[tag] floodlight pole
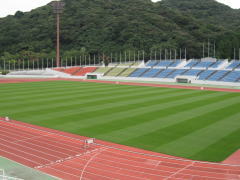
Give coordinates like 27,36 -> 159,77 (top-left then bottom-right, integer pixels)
50,0 -> 65,67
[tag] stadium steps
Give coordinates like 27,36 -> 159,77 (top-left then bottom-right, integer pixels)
209,61 -> 216,67
53,68 -> 65,72
105,68 -> 126,76
181,69 -> 190,75
72,67 -> 83,75
191,61 -> 200,68
149,61 -> 159,67
139,68 -> 151,77
234,63 -> 240,70
119,68 -> 136,77
218,70 -> 232,81
105,67 -> 114,75
116,68 -> 128,76
93,67 -> 112,74
205,70 -> 217,80
73,67 -> 97,76
165,69 -> 177,78
163,69 -> 175,78
152,69 -> 165,77
196,70 -> 204,76
167,61 -> 175,68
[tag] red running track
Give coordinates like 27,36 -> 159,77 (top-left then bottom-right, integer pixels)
0,118 -> 240,180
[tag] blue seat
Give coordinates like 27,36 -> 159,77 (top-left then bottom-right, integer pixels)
194,62 -> 213,68
146,60 -> 158,67
156,61 -> 173,67
168,61 -> 181,67
210,61 -> 223,68
183,69 -> 202,76
167,69 -> 186,78
198,70 -> 215,80
155,69 -> 174,78
185,61 -> 198,67
221,71 -> 240,82
208,70 -> 229,81
226,61 -> 240,69
141,69 -> 162,78
130,68 -> 148,77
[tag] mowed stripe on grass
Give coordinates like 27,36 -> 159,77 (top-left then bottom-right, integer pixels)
0,81 -> 240,162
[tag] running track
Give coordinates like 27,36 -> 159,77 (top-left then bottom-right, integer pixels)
0,118 -> 240,180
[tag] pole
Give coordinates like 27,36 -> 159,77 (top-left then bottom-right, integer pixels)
175,49 -> 177,60
208,39 -> 210,57
110,53 -> 113,64
56,13 -> 60,67
129,51 -> 131,62
234,48 -> 236,60
165,49 -> 167,60
134,51 -> 136,62
88,54 -> 91,66
214,42 -> 216,58
185,48 -> 187,59
124,51 -> 126,63
120,52 -> 122,63
203,43 -> 205,58
180,49 -> 182,60
160,49 -> 162,61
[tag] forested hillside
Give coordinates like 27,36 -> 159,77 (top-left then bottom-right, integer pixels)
0,0 -> 240,60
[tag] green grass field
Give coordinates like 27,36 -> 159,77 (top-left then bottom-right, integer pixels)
1,81 -> 240,162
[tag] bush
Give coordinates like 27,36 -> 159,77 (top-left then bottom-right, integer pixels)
1,70 -> 10,75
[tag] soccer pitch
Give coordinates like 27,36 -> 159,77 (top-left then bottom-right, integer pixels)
1,80 -> 240,162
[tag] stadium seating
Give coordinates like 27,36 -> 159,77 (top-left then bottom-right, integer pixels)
194,61 -> 213,68
53,68 -> 64,72
93,67 -> 112,74
49,60 -> 240,84
207,70 -> 230,81
145,60 -> 158,67
129,68 -> 149,77
131,61 -> 142,66
183,69 -> 203,76
117,62 -> 134,67
141,69 -> 162,78
155,60 -> 173,67
185,60 -> 198,68
221,71 -> 240,82
210,61 -> 223,68
118,68 -> 136,77
168,60 -> 181,67
167,69 -> 186,78
63,67 -> 82,75
155,69 -> 174,78
105,68 -> 126,76
226,60 -> 240,69
198,70 -> 216,80
73,67 -> 97,76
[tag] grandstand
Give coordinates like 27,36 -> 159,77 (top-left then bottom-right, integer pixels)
3,59 -> 240,86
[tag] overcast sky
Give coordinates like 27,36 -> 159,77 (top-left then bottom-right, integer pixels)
0,0 -> 240,18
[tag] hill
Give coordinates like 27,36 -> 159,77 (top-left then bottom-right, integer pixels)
0,0 -> 239,60
160,0 -> 240,29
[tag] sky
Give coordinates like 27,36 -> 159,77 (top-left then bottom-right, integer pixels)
0,0 -> 240,18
